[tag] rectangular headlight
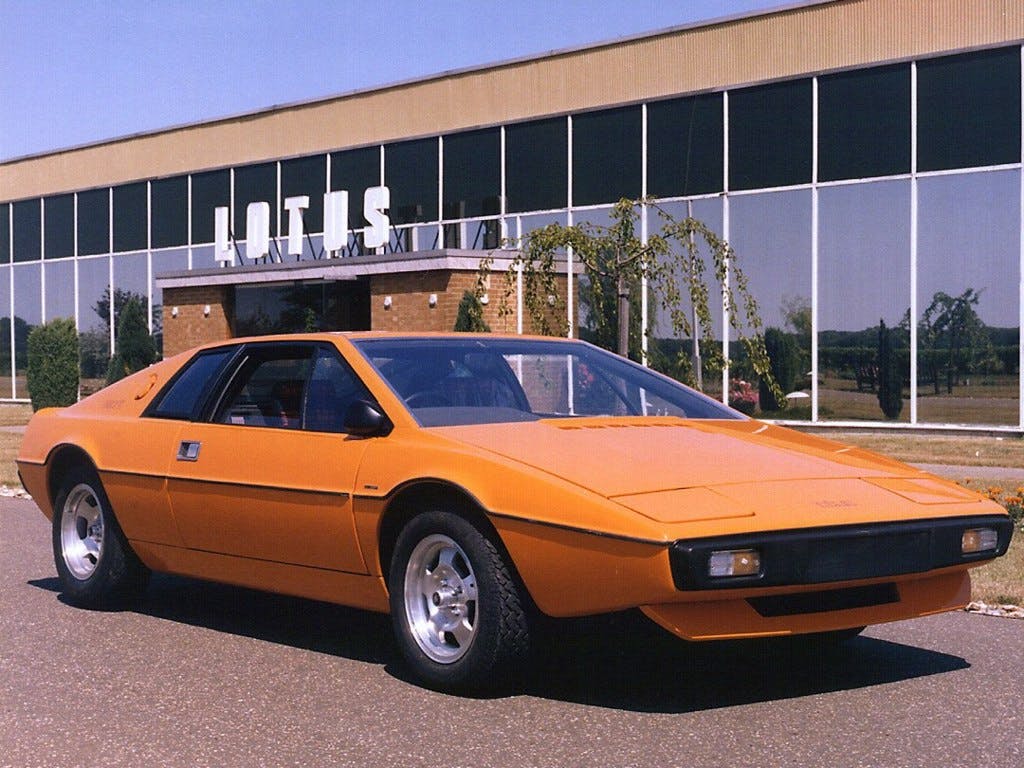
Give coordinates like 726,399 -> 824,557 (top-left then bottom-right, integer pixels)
708,549 -> 761,578
962,527 -> 999,555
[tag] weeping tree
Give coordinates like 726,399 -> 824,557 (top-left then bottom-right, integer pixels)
480,197 -> 781,404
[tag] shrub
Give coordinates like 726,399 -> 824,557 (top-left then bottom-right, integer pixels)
759,327 -> 800,411
26,318 -> 79,410
106,298 -> 157,384
877,318 -> 903,419
453,291 -> 490,332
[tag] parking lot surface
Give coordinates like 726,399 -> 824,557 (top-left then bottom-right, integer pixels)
2,496 -> 1021,768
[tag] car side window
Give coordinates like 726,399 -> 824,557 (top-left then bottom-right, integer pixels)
303,348 -> 374,433
216,351 -> 313,429
148,347 -> 236,420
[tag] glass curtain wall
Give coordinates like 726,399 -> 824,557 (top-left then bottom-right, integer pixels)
0,45 -> 1020,426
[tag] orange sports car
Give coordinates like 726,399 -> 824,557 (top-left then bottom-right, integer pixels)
17,333 -> 1014,691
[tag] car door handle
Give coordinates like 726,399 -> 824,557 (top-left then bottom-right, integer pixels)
177,441 -> 201,462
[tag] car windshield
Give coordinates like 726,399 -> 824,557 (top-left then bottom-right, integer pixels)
352,337 -> 741,427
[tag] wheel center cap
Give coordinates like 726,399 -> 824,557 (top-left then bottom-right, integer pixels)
431,585 -> 459,608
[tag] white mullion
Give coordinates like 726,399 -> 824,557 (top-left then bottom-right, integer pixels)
721,91 -> 730,403
8,205 -> 14,399
108,188 -> 114,355
186,174 -> 193,270
811,77 -> 819,421
566,116 -> 574,339
641,102 -> 649,366
276,161 -> 282,261
73,194 -> 79,333
910,61 -> 919,424
146,181 -> 153,332
500,125 -> 509,247
437,136 -> 444,250
40,198 -> 46,323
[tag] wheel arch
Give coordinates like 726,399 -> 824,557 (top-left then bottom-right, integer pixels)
46,443 -> 100,508
377,479 -> 528,599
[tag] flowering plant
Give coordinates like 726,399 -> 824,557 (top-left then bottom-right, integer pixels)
980,485 -> 1024,529
729,380 -> 759,415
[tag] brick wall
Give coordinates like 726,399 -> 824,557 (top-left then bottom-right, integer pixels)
370,270 -> 571,335
162,285 -> 233,356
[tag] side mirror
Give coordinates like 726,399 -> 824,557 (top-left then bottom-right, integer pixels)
343,400 -> 391,437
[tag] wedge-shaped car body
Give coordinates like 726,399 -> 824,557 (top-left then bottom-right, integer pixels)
17,333 -> 1014,690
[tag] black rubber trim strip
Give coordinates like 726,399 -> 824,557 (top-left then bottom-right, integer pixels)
101,468 -> 350,499
669,514 -> 1014,591
484,509 -> 667,545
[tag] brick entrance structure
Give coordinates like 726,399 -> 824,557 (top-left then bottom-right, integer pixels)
157,250 -> 573,355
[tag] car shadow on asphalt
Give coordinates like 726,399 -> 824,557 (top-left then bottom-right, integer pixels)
28,576 -> 969,713
29,573 -> 394,666
519,612 -> 970,713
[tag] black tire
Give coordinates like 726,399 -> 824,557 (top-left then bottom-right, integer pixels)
388,511 -> 530,692
51,466 -> 150,607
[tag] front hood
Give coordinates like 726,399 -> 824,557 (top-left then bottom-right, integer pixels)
436,417 -> 923,498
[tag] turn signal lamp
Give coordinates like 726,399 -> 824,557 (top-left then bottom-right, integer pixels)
962,528 -> 999,555
708,549 -> 761,578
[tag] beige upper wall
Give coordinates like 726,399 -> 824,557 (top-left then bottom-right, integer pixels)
3,0 -> 1023,201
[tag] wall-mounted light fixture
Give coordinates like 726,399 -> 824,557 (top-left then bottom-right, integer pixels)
547,294 -> 557,306
203,304 -> 211,317
480,294 -> 489,305
428,294 -> 438,308
171,306 -> 178,318
383,295 -> 392,309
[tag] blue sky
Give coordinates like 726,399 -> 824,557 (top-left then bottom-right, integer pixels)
0,0 -> 783,162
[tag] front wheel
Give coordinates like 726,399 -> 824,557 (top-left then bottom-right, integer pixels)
52,467 -> 149,607
388,511 -> 530,692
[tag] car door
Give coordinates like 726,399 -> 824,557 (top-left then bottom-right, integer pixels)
165,342 -> 374,574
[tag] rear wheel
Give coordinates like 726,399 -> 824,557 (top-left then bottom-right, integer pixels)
52,467 -> 149,607
388,511 -> 530,692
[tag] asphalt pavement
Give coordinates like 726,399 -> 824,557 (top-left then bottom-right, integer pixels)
1,495 -> 1021,768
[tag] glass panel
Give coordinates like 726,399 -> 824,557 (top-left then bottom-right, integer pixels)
303,347 -> 374,433
113,182 -> 147,252
281,155 -> 327,234
13,263 -> 41,397
917,170 -> 1019,425
44,259 -> 75,323
44,194 -> 75,259
234,162 -> 277,240
819,180 -> 911,421
151,248 -> 189,356
113,251 -> 151,334
819,64 -> 911,182
649,198 -> 725,397
728,191 -> 813,416
0,266 -> 11,393
443,128 -> 501,219
0,204 -> 9,263
647,93 -> 724,198
918,47 -> 1021,172
729,79 -> 812,191
77,256 -> 111,389
331,146 -> 380,227
151,176 -> 188,249
572,106 -> 642,206
77,188 -> 109,256
506,117 -> 568,214
385,138 -> 438,224
191,169 -> 230,245
13,199 -> 41,262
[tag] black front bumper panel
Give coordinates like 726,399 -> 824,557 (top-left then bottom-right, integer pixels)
669,515 -> 1015,591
